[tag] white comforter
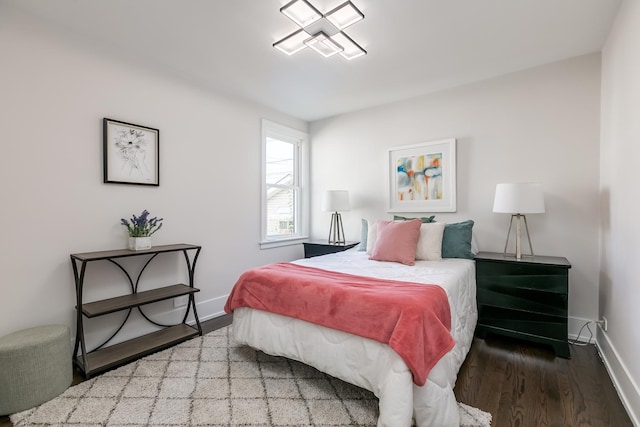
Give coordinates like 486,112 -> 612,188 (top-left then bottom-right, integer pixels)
231,250 -> 477,427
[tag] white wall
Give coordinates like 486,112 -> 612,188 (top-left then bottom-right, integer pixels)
600,0 -> 640,423
310,54 -> 602,338
0,5 -> 307,344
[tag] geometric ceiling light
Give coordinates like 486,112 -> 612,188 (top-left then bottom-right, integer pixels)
280,0 -> 322,28
324,1 -> 364,30
273,29 -> 311,56
330,31 -> 366,60
273,0 -> 367,60
304,31 -> 344,58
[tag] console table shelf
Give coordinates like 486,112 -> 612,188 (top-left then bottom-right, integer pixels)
78,324 -> 200,377
70,243 -> 203,378
81,284 -> 198,318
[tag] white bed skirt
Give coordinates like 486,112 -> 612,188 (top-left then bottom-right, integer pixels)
232,307 -> 462,427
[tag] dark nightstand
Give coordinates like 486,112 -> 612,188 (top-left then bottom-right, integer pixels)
303,241 -> 359,258
474,251 -> 572,358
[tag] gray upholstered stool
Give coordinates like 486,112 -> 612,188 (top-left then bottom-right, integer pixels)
0,325 -> 72,415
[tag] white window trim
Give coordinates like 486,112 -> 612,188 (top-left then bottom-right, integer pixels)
260,119 -> 309,249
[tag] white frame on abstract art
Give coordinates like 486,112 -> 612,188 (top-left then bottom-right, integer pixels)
388,138 -> 456,213
103,118 -> 159,186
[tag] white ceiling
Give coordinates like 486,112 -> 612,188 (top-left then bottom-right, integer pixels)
9,0 -> 621,121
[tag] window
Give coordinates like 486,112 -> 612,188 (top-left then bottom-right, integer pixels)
260,120 -> 309,248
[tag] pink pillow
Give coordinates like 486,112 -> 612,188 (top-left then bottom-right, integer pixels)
370,219 -> 421,265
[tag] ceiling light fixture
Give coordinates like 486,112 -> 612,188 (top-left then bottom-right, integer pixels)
324,1 -> 364,30
330,31 -> 366,60
273,28 -> 311,56
273,0 -> 366,60
304,31 -> 343,57
280,0 -> 322,28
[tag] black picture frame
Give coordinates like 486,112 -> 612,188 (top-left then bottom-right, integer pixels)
103,118 -> 160,186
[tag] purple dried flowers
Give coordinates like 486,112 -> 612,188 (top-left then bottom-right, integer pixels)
121,209 -> 163,237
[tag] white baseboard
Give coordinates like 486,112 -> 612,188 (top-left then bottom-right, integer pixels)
596,329 -> 640,427
187,294 -> 230,323
173,296 -> 230,330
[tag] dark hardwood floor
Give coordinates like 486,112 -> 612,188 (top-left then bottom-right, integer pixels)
1,316 -> 632,427
454,334 -> 633,427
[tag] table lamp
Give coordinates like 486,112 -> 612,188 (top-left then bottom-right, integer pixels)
493,183 -> 545,260
322,190 -> 350,244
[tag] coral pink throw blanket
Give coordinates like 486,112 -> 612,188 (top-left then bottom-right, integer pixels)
224,262 -> 454,386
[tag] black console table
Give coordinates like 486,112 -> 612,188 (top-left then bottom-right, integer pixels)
70,243 -> 203,377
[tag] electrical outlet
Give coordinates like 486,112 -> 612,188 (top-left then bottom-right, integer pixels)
173,295 -> 189,308
596,316 -> 608,332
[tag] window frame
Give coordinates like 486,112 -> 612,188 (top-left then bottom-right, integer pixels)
260,119 -> 309,249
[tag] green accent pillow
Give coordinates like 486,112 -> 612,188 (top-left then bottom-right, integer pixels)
442,220 -> 475,259
393,215 -> 436,223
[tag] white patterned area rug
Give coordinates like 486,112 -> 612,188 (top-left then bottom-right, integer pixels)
11,326 -> 491,427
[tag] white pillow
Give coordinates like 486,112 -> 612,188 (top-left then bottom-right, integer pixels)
471,231 -> 479,255
366,219 -> 378,254
415,222 -> 446,261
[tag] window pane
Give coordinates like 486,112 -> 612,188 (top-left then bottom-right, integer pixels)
266,187 -> 296,236
261,119 -> 308,247
266,138 -> 294,186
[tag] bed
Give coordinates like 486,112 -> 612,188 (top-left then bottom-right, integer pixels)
225,244 -> 477,427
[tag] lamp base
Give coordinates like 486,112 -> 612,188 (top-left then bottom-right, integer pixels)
327,212 -> 345,245
503,214 -> 535,260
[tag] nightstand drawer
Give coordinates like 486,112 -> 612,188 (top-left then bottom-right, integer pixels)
477,287 -> 567,316
478,306 -> 568,340
477,273 -> 567,293
476,260 -> 569,275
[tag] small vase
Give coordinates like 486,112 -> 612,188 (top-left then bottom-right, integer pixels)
128,236 -> 152,251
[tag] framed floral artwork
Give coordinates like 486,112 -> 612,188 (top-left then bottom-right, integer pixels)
388,138 -> 456,212
103,118 -> 159,186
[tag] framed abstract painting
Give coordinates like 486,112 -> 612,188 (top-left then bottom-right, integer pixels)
388,138 -> 456,212
103,118 -> 160,186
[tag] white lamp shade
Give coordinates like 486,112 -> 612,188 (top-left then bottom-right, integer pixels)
493,183 -> 545,214
322,190 -> 350,212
